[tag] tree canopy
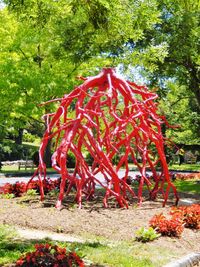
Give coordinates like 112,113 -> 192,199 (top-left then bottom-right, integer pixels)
0,0 -> 199,148
120,0 -> 200,144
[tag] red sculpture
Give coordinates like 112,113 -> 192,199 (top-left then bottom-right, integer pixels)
28,68 -> 179,209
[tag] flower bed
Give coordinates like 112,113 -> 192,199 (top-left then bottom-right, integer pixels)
170,204 -> 200,230
149,213 -> 184,237
149,204 -> 200,237
0,178 -> 61,197
15,243 -> 84,267
174,172 -> 200,181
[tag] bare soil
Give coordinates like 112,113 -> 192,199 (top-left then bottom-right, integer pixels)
0,190 -> 199,259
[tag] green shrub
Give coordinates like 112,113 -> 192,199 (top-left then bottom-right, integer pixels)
67,152 -> 76,168
23,132 -> 35,142
85,153 -> 94,166
0,141 -> 38,161
26,189 -> 38,196
112,154 -> 120,165
48,189 -> 59,197
135,227 -> 161,242
0,193 -> 15,199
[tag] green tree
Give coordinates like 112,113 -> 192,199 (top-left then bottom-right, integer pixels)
160,81 -> 200,144
121,0 -> 200,143
0,0 -> 162,161
0,0 -> 162,124
124,0 -> 200,105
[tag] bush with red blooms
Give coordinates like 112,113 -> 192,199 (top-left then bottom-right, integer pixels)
28,178 -> 58,194
0,178 -> 61,197
174,172 -> 200,181
0,181 -> 26,197
170,204 -> 200,230
15,243 -> 85,267
149,213 -> 184,237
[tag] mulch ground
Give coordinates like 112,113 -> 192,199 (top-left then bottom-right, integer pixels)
0,190 -> 199,259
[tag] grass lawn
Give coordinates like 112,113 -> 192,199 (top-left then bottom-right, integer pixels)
169,163 -> 200,172
1,163 -> 199,176
0,224 -> 179,267
1,165 -> 36,174
174,180 -> 200,194
0,225 -> 35,265
0,165 -> 56,175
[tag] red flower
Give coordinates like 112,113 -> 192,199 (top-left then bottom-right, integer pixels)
57,254 -> 66,260
149,213 -> 184,237
171,204 -> 200,229
16,258 -> 24,266
15,243 -> 85,266
56,247 -> 66,254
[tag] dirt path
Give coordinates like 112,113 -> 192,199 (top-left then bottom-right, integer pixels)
14,226 -> 85,243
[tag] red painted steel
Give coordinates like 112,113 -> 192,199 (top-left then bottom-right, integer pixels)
28,68 -> 179,209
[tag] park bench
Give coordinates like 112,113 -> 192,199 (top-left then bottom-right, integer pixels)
18,160 -> 35,170
185,156 -> 197,164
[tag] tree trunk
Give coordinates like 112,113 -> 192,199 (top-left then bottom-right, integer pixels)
15,128 -> 23,145
188,62 -> 200,111
192,85 -> 200,111
43,107 -> 52,168
44,138 -> 52,168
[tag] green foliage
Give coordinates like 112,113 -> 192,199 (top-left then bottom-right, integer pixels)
112,154 -> 120,165
135,227 -> 161,243
159,81 -> 200,144
26,189 -> 38,197
23,132 -> 35,143
85,153 -> 94,166
0,140 -> 37,161
0,225 -> 34,266
47,188 -> 59,197
0,0 -> 161,132
18,189 -> 39,203
0,193 -> 15,199
0,143 -> 12,157
67,152 -> 76,168
0,0 -> 199,150
122,0 -> 200,143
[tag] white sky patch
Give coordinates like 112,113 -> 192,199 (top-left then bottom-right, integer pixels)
0,1 -> 5,9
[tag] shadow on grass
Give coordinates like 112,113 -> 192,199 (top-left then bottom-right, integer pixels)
174,180 -> 200,195
0,224 -> 107,267
0,237 -> 35,266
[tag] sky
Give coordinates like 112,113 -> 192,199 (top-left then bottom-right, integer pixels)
0,1 -> 5,9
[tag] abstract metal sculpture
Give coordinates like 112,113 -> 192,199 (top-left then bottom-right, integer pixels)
28,68 -> 179,209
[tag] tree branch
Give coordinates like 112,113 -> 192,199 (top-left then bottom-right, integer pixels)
18,47 -> 29,61
171,96 -> 196,107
